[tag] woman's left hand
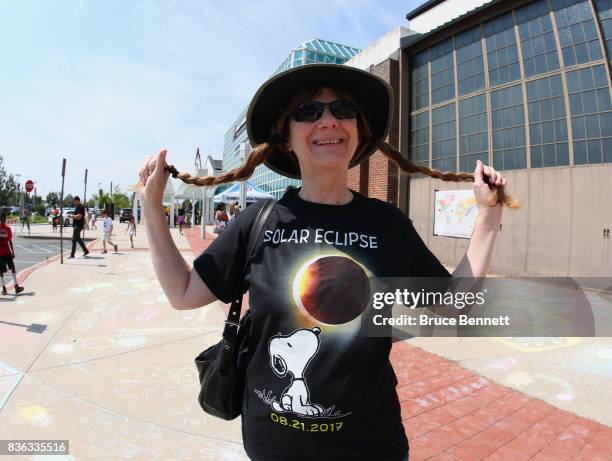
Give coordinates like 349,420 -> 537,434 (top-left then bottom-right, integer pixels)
473,160 -> 507,207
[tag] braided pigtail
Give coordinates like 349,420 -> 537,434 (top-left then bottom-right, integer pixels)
165,142 -> 273,187
376,141 -> 522,210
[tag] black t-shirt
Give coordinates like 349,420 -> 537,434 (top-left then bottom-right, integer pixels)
73,204 -> 85,228
194,189 -> 450,461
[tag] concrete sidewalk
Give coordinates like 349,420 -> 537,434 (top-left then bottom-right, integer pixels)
0,225 -> 247,460
0,224 -> 610,460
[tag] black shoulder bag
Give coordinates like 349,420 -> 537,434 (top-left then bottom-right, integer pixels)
194,198 -> 277,420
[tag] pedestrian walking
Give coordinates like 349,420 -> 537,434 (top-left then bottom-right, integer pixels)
213,203 -> 228,233
100,210 -> 118,254
0,213 -> 24,295
90,210 -> 97,230
20,208 -> 30,235
51,206 -> 60,233
177,208 -> 186,235
68,196 -> 89,259
138,64 -> 518,461
126,215 -> 136,248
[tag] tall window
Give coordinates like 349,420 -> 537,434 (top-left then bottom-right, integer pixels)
411,51 -> 429,111
455,26 -> 485,95
491,84 -> 527,170
485,12 -> 521,87
432,103 -> 456,172
516,0 -> 560,77
459,94 -> 489,171
430,39 -> 455,105
566,64 -> 612,163
526,74 -> 569,167
552,0 -> 603,66
594,0 -> 612,56
410,111 -> 430,168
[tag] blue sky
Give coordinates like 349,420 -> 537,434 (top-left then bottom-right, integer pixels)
0,0 -> 420,198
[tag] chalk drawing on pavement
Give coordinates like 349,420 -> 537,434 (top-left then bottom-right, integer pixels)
495,337 -> 581,352
20,404 -> 54,427
82,336 -> 115,350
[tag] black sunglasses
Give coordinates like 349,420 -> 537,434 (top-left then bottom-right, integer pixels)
291,99 -> 358,123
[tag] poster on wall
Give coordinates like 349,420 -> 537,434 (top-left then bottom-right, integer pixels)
433,189 -> 478,239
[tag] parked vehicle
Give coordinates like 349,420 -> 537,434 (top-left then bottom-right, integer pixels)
119,208 -> 133,223
61,207 -> 75,227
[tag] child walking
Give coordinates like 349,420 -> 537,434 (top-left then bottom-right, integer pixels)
126,216 -> 136,248
0,213 -> 24,295
100,210 -> 118,254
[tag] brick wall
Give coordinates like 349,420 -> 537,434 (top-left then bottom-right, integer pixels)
349,58 -> 401,206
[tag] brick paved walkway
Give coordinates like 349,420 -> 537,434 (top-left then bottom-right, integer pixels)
185,226 -> 612,460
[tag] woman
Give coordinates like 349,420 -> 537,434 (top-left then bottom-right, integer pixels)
125,215 -> 136,248
214,203 -> 229,233
139,64 -> 517,461
90,210 -> 97,230
51,207 -> 60,232
177,208 -> 186,235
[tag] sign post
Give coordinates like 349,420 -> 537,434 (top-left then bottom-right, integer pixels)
83,169 -> 88,238
60,159 -> 66,264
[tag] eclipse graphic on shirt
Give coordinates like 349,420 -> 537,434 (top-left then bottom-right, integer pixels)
293,255 -> 370,325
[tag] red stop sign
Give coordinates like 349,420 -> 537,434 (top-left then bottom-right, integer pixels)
25,180 -> 34,193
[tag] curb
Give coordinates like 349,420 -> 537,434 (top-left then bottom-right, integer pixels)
17,234 -> 96,242
5,238 -> 100,292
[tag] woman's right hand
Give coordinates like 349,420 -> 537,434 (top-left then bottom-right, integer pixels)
138,149 -> 170,205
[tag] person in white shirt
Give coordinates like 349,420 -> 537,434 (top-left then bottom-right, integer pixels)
100,210 -> 118,254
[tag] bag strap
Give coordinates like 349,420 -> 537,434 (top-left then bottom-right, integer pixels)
222,198 -> 277,340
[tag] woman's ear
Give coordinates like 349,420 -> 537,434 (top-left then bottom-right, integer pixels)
285,142 -> 292,152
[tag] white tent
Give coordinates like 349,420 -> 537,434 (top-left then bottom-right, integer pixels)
214,182 -> 274,203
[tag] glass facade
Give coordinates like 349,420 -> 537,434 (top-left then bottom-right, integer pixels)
553,0 -> 603,66
455,26 -> 485,95
566,64 -> 612,163
516,0 -> 560,77
485,12 -> 521,86
223,39 -> 360,200
526,74 -> 569,167
408,0 -> 612,172
459,94 -> 489,171
273,39 -> 361,75
491,84 -> 527,170
595,0 -> 612,51
431,103 -> 456,171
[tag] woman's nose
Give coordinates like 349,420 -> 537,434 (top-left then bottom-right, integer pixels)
316,107 -> 339,128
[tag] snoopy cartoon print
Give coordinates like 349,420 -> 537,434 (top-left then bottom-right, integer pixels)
268,327 -> 326,417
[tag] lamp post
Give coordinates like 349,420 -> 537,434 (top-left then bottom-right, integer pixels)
239,142 -> 249,210
15,173 -> 21,210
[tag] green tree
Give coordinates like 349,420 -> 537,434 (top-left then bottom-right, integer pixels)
110,185 -> 130,209
0,155 -> 17,206
90,192 -> 110,208
63,194 -> 74,207
113,193 -> 130,209
46,192 -> 59,206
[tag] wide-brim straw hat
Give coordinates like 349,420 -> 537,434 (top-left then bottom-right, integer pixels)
246,64 -> 393,179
